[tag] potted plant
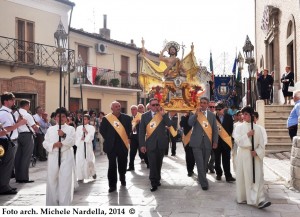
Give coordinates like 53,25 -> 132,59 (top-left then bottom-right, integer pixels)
95,75 -> 101,84
110,78 -> 120,87
100,79 -> 107,85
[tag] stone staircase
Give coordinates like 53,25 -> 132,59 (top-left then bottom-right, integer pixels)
265,105 -> 293,153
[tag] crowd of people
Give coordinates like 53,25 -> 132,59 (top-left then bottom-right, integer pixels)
0,92 -> 272,209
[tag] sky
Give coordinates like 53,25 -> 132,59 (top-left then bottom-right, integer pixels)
70,0 -> 255,75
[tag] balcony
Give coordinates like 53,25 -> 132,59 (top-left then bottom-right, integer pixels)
0,35 -> 75,72
73,67 -> 140,90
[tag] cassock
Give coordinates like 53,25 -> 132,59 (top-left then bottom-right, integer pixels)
43,124 -> 75,206
233,122 -> 266,206
75,124 -> 96,180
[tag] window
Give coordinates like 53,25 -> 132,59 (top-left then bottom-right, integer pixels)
78,45 -> 89,65
120,55 -> 129,86
16,18 -> 34,63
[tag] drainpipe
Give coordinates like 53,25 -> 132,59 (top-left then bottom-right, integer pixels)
136,50 -> 141,104
67,5 -> 74,110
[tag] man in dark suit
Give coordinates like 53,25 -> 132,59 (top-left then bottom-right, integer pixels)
180,112 -> 195,177
100,101 -> 132,193
139,98 -> 171,192
127,105 -> 142,171
188,97 -> 218,190
214,103 -> 235,182
166,112 -> 178,156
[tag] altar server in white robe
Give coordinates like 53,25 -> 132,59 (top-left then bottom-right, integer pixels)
43,107 -> 76,206
75,114 -> 96,181
232,106 -> 271,209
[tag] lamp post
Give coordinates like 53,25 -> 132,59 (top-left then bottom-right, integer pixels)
54,20 -> 68,167
242,35 -> 255,183
76,54 -> 86,158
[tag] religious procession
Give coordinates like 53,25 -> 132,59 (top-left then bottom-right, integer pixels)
0,39 -> 272,210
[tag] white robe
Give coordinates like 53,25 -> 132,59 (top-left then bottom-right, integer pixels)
75,124 -> 96,180
232,122 -> 266,206
43,124 -> 76,206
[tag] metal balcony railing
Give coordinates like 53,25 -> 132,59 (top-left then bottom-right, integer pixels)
0,35 -> 75,72
73,67 -> 140,89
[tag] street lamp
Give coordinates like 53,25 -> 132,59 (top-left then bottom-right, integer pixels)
54,20 -> 68,167
243,35 -> 255,107
242,35 -> 255,183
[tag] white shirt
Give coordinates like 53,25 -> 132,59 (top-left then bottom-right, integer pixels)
14,108 -> 35,133
0,105 -> 18,140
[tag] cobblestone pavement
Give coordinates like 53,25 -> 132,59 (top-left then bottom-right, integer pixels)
1,145 -> 300,217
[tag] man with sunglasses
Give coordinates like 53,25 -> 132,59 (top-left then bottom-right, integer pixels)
139,98 -> 172,192
207,101 -> 216,173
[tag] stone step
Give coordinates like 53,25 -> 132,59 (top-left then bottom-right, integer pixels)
266,142 -> 292,153
266,129 -> 289,136
268,136 -> 291,143
265,112 -> 290,118
265,123 -> 286,129
265,105 -> 293,111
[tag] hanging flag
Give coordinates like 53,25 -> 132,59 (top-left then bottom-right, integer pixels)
232,57 -> 237,77
86,66 -> 97,85
210,52 -> 214,81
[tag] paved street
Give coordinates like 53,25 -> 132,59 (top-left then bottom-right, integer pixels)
1,143 -> 300,217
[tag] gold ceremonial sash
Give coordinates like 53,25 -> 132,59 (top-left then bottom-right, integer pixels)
216,120 -> 232,149
146,113 -> 163,140
132,112 -> 142,130
169,126 -> 177,137
182,129 -> 192,146
105,113 -> 129,150
197,112 -> 212,143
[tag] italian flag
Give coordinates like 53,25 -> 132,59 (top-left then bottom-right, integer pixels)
87,66 -> 97,85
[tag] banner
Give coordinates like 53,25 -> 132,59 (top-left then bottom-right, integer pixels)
214,76 -> 234,104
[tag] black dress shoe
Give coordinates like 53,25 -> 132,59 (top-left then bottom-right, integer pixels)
216,175 -> 221,181
0,189 -> 17,195
150,186 -> 157,192
108,187 -> 116,193
188,171 -> 194,177
226,177 -> 236,183
202,186 -> 208,191
209,169 -> 215,174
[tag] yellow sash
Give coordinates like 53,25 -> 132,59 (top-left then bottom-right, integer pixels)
216,120 -> 232,149
146,113 -> 163,140
169,126 -> 177,137
132,112 -> 142,131
182,129 -> 192,146
105,113 -> 129,150
197,112 -> 212,143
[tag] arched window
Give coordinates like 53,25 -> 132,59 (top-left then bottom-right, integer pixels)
287,21 -> 293,38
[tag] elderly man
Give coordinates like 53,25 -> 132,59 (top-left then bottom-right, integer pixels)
100,101 -> 132,193
188,97 -> 218,190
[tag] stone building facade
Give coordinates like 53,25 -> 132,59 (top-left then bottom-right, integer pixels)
255,0 -> 300,104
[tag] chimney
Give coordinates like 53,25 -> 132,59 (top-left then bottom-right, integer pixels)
100,14 -> 110,39
130,39 -> 136,47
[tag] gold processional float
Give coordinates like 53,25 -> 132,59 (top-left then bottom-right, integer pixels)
139,39 -> 205,112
